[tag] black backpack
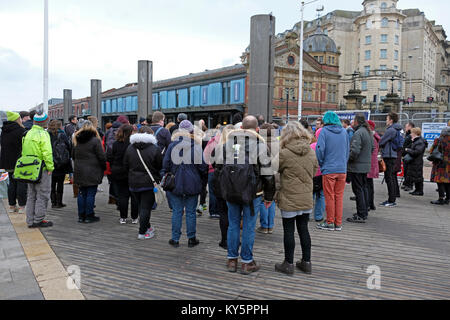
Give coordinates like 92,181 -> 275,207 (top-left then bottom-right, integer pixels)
218,139 -> 259,213
52,133 -> 70,169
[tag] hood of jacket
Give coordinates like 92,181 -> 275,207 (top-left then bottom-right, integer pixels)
391,123 -> 403,131
1,121 -> 22,134
75,130 -> 97,144
285,137 -> 311,157
130,133 -> 157,150
324,124 -> 345,135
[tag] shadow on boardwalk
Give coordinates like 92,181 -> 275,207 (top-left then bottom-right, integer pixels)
41,178 -> 450,300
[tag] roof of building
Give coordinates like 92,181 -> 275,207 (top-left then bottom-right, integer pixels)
303,27 -> 338,54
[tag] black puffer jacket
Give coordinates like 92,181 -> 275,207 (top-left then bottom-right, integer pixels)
72,130 -> 106,187
49,129 -> 73,177
107,140 -> 130,182
124,133 -> 163,190
405,136 -> 428,183
0,121 -> 26,171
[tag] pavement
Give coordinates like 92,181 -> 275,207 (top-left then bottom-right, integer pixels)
0,201 -> 43,300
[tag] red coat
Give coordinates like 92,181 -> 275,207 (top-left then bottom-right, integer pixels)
367,132 -> 381,179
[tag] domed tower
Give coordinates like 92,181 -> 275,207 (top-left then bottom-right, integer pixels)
303,24 -> 339,67
354,0 -> 406,103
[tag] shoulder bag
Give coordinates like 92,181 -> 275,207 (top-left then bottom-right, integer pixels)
136,149 -> 165,205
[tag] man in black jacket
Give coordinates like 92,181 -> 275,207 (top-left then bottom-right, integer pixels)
402,121 -> 415,191
215,115 -> 276,275
149,111 -> 171,155
64,115 -> 78,138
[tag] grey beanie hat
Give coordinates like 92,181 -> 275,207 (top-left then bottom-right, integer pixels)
179,120 -> 194,133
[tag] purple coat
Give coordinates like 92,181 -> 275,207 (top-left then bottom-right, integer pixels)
367,132 -> 381,179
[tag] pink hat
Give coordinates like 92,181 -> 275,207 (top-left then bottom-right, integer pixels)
116,115 -> 129,124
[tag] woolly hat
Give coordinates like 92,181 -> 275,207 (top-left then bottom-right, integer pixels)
7,111 -> 20,122
322,111 -> 342,126
179,120 -> 194,133
367,120 -> 376,131
116,115 -> 129,124
33,112 -> 49,123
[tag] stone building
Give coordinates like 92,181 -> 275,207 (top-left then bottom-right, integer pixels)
280,0 -> 450,109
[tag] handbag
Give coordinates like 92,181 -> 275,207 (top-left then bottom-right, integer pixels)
378,158 -> 386,173
136,149 -> 165,205
161,172 -> 176,192
13,155 -> 44,183
403,154 -> 414,164
427,145 -> 443,163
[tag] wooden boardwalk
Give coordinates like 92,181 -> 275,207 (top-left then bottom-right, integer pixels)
40,178 -> 450,300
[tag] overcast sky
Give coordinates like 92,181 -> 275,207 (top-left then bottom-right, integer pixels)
1,0 -> 449,111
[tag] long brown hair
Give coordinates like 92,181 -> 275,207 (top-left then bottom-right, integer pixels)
48,120 -> 62,136
116,124 -> 134,142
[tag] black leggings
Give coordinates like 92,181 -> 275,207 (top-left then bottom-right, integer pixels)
216,197 -> 228,243
115,180 -> 138,220
132,190 -> 155,235
437,183 -> 450,200
282,214 -> 311,264
51,175 -> 65,194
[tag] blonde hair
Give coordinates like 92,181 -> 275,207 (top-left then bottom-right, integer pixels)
410,127 -> 422,136
220,125 -> 235,144
280,121 -> 312,149
87,116 -> 98,129
165,122 -> 176,131
73,120 -> 100,146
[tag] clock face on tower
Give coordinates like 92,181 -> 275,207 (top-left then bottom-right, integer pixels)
288,55 -> 295,66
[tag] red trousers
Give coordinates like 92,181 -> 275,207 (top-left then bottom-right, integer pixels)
322,174 -> 347,226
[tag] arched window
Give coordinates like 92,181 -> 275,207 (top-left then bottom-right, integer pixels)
381,2 -> 387,9
381,18 -> 389,27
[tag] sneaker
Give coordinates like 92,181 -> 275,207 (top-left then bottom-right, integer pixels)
350,196 -> 356,201
132,219 -> 139,224
267,228 -> 274,234
369,206 -> 376,211
8,206 -> 17,214
209,214 -> 220,219
196,205 -> 203,216
119,218 -> 127,224
85,216 -> 100,223
346,215 -> 366,223
431,199 -> 446,205
409,191 -> 424,196
241,260 -> 260,275
256,227 -> 269,234
335,225 -> 343,231
147,227 -> 155,237
296,260 -> 312,274
169,239 -> 180,248
138,232 -> 154,240
202,204 -> 208,212
227,259 -> 238,273
33,220 -> 54,228
188,237 -> 200,248
275,260 -> 294,276
403,187 -> 413,192
17,207 -> 26,215
379,201 -> 397,207
316,221 -> 335,231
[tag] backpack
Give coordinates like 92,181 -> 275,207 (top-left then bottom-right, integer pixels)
218,140 -> 259,214
391,130 -> 405,152
52,133 -> 70,169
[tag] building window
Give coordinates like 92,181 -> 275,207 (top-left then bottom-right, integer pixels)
398,81 -> 402,91
381,2 -> 387,9
287,55 -> 295,66
327,84 -> 337,103
319,56 -> 324,64
381,34 -> 388,43
380,80 -> 388,90
323,29 -> 328,35
381,18 -> 389,27
394,65 -> 398,71
332,57 -> 335,64
396,19 -> 400,29
394,50 -> 399,60
395,35 -> 399,44
380,49 -> 387,59
303,82 -> 313,101
364,66 -> 371,76
366,20 -> 372,29
361,81 -> 368,91
380,65 -> 387,70
365,50 -> 371,60
365,35 -> 372,45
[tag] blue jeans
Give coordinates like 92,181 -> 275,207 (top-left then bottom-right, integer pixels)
171,194 -> 198,242
259,201 -> 275,229
313,190 -> 325,221
77,186 -> 98,218
208,172 -> 217,216
227,197 -> 261,263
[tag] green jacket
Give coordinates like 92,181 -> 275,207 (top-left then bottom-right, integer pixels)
22,125 -> 54,172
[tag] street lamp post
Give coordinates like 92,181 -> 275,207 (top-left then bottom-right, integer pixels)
281,88 -> 295,124
42,0 -> 49,115
298,0 -> 318,121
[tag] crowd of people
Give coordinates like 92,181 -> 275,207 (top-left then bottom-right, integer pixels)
0,108 -> 449,276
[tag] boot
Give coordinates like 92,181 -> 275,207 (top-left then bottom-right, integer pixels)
241,260 -> 260,275
108,196 -> 116,205
296,260 -> 312,274
275,260 -> 294,275
51,191 -> 57,208
54,193 -> 66,208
